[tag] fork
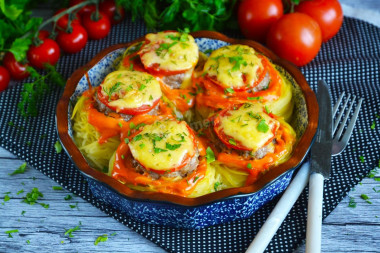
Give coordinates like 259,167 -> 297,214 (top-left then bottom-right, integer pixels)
246,91 -> 363,253
331,92 -> 363,156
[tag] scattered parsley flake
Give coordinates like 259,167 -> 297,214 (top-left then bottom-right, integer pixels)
26,240 -> 30,244
214,182 -> 221,191
228,139 -> 236,145
21,211 -> 26,216
5,229 -> 19,238
4,195 -> 10,202
370,121 -> 376,129
54,141 -> 62,154
118,122 -> 123,128
121,154 -> 125,159
64,222 -> 81,238
247,163 -> 252,169
69,202 -> 79,209
110,232 -> 117,236
367,168 -> 378,178
154,147 -> 167,153
39,203 -> 49,209
225,88 -> 235,94
124,138 -> 129,144
130,122 -> 136,129
360,194 -> 372,204
359,155 -> 365,163
23,187 -> 43,205
64,194 -> 72,201
9,163 -> 27,175
348,197 -> 357,208
17,189 -> 24,195
139,84 -> 146,91
133,134 -> 142,142
206,147 -> 215,164
52,186 -> 63,190
247,96 -> 261,100
94,234 -> 108,245
257,119 -> 269,133
166,143 -> 181,150
193,176 -> 199,183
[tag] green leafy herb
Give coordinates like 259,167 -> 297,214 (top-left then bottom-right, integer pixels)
9,163 -> 27,175
129,122 -> 136,129
23,187 -> 43,205
206,147 -> 215,164
214,182 -> 221,191
360,194 -> 372,204
39,203 -> 49,209
4,194 -> 10,202
166,142 -> 181,150
53,186 -> 63,190
154,147 -> 167,153
111,232 -> 117,236
229,56 -> 247,71
5,229 -> 19,238
94,234 -> 108,245
103,82 -> 122,101
55,141 -> 62,154
224,88 -> 235,94
21,211 -> 26,216
64,222 -> 82,238
348,197 -> 357,208
17,189 -> 24,195
133,134 -> 142,142
370,121 -> 376,129
247,96 -> 261,100
26,240 -> 30,244
247,163 -> 252,169
359,155 -> 365,163
69,202 -> 79,209
124,138 -> 129,144
228,139 -> 236,146
64,194 -> 72,201
139,83 -> 146,91
257,119 -> 269,133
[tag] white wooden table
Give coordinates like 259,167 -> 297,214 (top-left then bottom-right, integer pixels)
1,1 -> 379,252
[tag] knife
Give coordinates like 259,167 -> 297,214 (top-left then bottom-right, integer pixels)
305,80 -> 333,253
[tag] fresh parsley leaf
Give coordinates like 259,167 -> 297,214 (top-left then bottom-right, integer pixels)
52,186 -> 63,190
4,195 -> 10,202
348,197 -> 357,208
55,141 -> 62,154
359,155 -> 365,163
214,182 -> 221,191
23,187 -> 43,205
247,163 -> 252,169
9,162 -> 27,175
166,143 -> 181,150
370,121 -> 376,129
64,194 -> 72,201
360,194 -> 372,204
225,88 -> 235,94
228,139 -> 236,145
64,222 -> 81,238
94,234 -> 108,245
39,203 -> 49,209
257,119 -> 269,133
5,229 -> 19,238
154,147 -> 167,153
206,147 -> 215,164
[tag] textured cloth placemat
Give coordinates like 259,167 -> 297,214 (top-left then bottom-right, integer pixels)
0,17 -> 379,253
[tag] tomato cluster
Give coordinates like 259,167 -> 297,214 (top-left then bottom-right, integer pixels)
238,0 -> 343,66
0,0 -> 125,92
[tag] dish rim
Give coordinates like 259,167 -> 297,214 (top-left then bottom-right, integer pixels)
56,31 -> 318,207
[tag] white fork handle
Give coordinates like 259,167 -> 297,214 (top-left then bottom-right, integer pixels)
245,162 -> 310,253
305,173 -> 325,253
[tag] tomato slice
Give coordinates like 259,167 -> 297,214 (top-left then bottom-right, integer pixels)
96,86 -> 160,115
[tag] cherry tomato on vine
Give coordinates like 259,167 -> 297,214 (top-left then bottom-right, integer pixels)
55,8 -> 81,30
238,0 -> 283,43
0,66 -> 10,92
99,0 -> 125,25
266,13 -> 322,66
27,38 -> 61,69
82,11 -> 111,40
69,0 -> 96,16
295,0 -> 343,42
3,52 -> 30,80
56,24 -> 88,54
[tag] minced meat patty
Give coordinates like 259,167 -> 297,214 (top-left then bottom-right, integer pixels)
207,127 -> 275,160
95,94 -> 160,121
132,148 -> 200,180
162,73 -> 185,89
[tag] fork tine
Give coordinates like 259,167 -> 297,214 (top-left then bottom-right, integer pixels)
334,95 -> 356,140
339,98 -> 363,145
333,94 -> 351,134
333,92 -> 345,117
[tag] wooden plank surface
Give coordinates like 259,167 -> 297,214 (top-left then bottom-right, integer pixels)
1,1 -> 380,252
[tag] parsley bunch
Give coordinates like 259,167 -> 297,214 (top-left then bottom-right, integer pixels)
116,0 -> 238,31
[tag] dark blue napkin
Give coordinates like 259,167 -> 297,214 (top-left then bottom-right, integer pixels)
0,17 -> 379,253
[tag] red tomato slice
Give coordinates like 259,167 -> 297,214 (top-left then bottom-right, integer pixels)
96,85 -> 160,115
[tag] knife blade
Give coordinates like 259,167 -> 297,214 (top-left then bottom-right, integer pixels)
310,80 -> 333,178
305,80 -> 333,253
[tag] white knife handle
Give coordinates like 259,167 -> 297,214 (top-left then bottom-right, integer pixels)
245,162 -> 310,253
305,173 -> 325,253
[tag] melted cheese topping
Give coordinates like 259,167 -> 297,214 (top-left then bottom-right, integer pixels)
204,45 -> 264,89
216,103 -> 278,152
100,70 -> 162,112
139,31 -> 199,72
128,120 -> 196,171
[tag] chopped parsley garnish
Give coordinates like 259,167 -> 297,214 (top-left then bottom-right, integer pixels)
193,176 -> 199,183
52,186 -> 63,190
21,211 -> 26,216
359,155 -> 365,163
224,88 -> 235,94
54,141 -> 62,154
370,121 -> 376,129
229,56 -> 248,72
26,240 -> 30,244
110,232 -> 117,236
134,123 -> 146,130
64,222 -> 82,238
229,139 -> 236,146
121,154 -> 125,159
206,147 -> 215,164
166,143 -> 181,150
214,182 -> 221,191
23,188 -> 43,205
129,122 -> 136,129
5,229 -> 19,238
257,119 -> 269,133
139,143 -> 145,149
203,49 -> 213,54
348,197 -> 357,208
247,163 -> 252,169
149,95 -> 153,101
9,163 -> 27,175
139,84 -> 146,91
247,111 -> 261,120
39,203 -> 49,209
360,194 -> 372,204
17,189 -> 24,195
64,194 -> 72,201
4,194 -> 10,202
367,168 -> 378,178
118,122 -> 123,128
133,134 -> 142,142
94,234 -> 108,245
69,202 -> 79,209
129,63 -> 134,71
154,147 -> 167,153
124,138 -> 129,144
265,105 -> 271,114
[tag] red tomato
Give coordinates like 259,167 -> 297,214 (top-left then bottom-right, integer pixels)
82,11 -> 111,40
238,0 -> 283,43
0,66 -> 10,92
69,0 -> 96,16
56,24 -> 88,54
99,0 -> 125,25
295,0 -> 343,42
96,86 -> 160,115
3,52 -> 29,80
55,8 -> 81,30
27,38 -> 61,69
266,13 -> 322,66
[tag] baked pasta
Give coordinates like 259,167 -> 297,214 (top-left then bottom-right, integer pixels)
72,31 -> 297,197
